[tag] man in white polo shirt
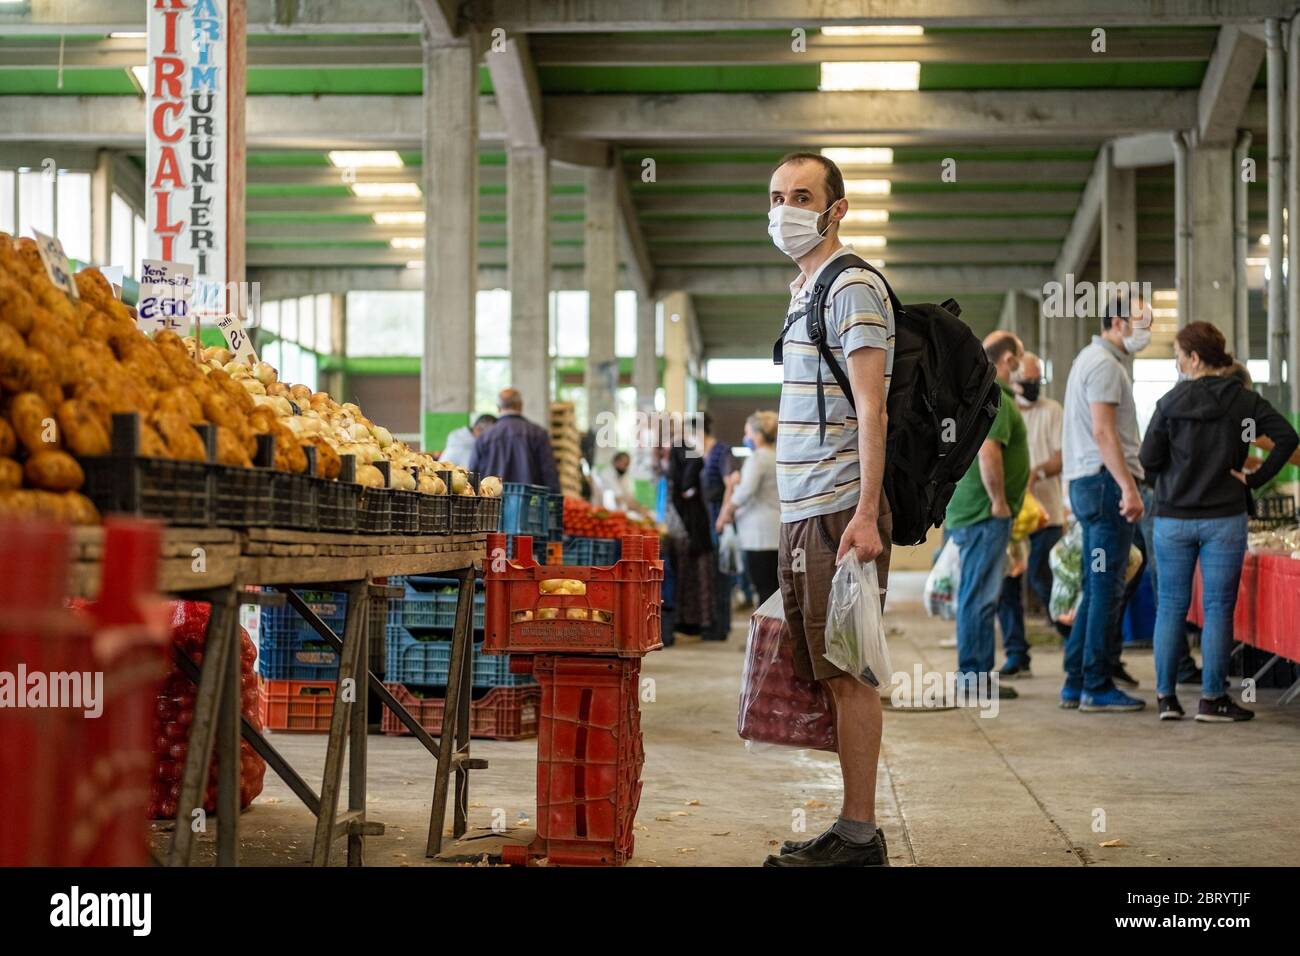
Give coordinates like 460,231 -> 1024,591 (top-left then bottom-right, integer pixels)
765,152 -> 895,868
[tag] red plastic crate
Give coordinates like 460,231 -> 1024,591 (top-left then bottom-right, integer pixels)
380,683 -> 540,740
483,533 -> 663,657
504,656 -> 646,867
257,678 -> 336,732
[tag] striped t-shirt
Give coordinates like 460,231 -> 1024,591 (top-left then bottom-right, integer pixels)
776,246 -> 895,523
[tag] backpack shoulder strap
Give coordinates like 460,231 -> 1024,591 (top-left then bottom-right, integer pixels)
805,253 -> 878,441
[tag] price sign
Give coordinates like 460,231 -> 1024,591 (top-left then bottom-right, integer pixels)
136,259 -> 195,335
32,230 -> 79,300
217,312 -> 258,364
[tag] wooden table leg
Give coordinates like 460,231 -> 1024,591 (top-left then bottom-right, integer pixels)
426,564 -> 474,858
215,591 -> 242,866
312,580 -> 368,866
453,568 -> 474,840
169,591 -> 238,866
348,584 -> 372,866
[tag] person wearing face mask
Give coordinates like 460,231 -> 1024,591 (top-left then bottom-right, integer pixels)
1140,322 -> 1298,722
995,351 -> 1065,678
1058,299 -> 1150,713
766,152 -> 895,868
594,450 -> 640,513
945,332 -> 1029,700
716,411 -> 781,605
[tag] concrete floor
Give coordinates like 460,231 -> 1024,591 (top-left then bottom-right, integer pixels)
173,573 -> 1300,867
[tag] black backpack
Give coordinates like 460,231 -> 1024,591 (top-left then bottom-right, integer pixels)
773,254 -> 1001,546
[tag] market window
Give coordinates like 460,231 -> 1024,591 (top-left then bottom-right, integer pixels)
297,295 -> 315,352
550,291 -> 589,358
110,193 -> 134,273
56,171 -> 91,263
1,170 -> 15,234
477,289 -> 511,356
17,168 -> 54,238
345,290 -> 422,357
615,290 -> 636,357
314,294 -> 332,354
132,212 -> 146,278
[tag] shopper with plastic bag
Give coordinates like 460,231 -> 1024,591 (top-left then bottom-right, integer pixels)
944,331 -> 1029,701
758,152 -> 896,868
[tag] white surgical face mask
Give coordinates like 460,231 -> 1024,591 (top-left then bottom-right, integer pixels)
1122,326 -> 1151,354
768,202 -> 834,259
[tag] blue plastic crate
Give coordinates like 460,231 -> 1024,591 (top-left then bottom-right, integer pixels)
545,492 -> 565,541
384,625 -> 534,688
561,536 -> 621,567
499,482 -> 549,536
259,590 -> 347,646
257,636 -> 340,680
400,588 -> 485,631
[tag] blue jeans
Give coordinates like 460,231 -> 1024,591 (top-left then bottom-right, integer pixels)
998,572 -> 1028,667
950,516 -> 1013,678
1152,515 -> 1247,699
1065,471 -> 1136,693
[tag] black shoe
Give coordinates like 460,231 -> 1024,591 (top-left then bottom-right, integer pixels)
1157,695 -> 1184,721
1112,664 -> 1139,689
1196,696 -> 1254,723
766,828 -> 889,867
1176,666 -> 1203,686
780,827 -> 886,856
998,660 -> 1033,679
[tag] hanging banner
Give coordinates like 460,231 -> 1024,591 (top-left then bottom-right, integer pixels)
145,0 -> 246,322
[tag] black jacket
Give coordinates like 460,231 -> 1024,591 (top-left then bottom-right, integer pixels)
1139,376 -> 1299,519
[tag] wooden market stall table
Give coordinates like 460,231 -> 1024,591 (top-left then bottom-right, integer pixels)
1188,549 -> 1300,704
70,525 -> 489,867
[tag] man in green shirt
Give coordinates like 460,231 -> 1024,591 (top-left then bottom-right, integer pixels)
945,331 -> 1029,699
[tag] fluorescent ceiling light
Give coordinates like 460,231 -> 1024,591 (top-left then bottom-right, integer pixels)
822,147 -> 894,166
820,61 -> 920,91
1260,233 -> 1271,246
405,260 -> 424,270
109,31 -> 147,39
128,65 -> 147,93
844,179 -> 892,196
350,181 -> 422,199
821,25 -> 924,36
843,209 -> 889,225
328,150 -> 404,169
373,211 -> 426,226
842,234 -> 887,249
390,237 -> 424,250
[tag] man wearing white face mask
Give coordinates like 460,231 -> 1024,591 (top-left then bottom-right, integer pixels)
1059,297 -> 1150,713
766,152 -> 895,868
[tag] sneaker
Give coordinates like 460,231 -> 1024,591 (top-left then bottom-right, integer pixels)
1112,664 -> 1139,689
938,635 -> 958,649
766,828 -> 889,867
1195,696 -> 1255,723
998,660 -> 1033,679
1059,685 -> 1082,709
1176,665 -> 1202,686
1079,687 -> 1146,712
1157,696 -> 1185,720
781,827 -> 886,857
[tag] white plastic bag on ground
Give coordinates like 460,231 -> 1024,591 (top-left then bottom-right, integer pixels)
825,552 -> 891,688
924,537 -> 960,620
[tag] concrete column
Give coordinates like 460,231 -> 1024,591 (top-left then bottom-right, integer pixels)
634,292 -> 657,410
659,290 -> 691,416
326,292 -> 346,398
999,289 -> 1040,355
508,146 -> 550,424
420,29 -> 478,453
584,165 -> 618,450
1101,154 -> 1137,304
90,149 -> 113,265
1188,145 -> 1237,346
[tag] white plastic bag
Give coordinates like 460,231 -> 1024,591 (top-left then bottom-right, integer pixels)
924,537 -> 960,620
825,552 -> 891,687
718,523 -> 742,576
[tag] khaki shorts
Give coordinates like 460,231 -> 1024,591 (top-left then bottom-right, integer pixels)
777,495 -> 892,682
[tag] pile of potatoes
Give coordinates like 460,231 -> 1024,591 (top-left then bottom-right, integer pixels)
0,230 -> 502,526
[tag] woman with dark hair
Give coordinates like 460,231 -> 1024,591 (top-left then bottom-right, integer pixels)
1140,322 -> 1299,722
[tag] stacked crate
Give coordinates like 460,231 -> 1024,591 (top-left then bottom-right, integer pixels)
484,532 -> 663,867
380,576 -> 539,740
549,402 -> 584,497
256,590 -> 344,732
